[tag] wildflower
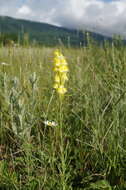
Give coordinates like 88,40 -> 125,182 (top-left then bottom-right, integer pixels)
43,120 -> 57,127
54,74 -> 60,83
0,62 -> 9,66
57,86 -> 67,95
53,83 -> 59,89
58,65 -> 69,73
62,73 -> 68,81
53,49 -> 69,96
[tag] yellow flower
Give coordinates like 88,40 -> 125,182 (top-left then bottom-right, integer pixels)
55,74 -> 60,83
53,49 -> 69,96
54,58 -> 61,66
54,49 -> 61,57
61,58 -> 68,66
57,86 -> 67,95
62,73 -> 68,81
59,65 -> 69,73
53,83 -> 59,89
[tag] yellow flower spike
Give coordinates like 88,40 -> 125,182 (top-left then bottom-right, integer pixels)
53,49 -> 68,96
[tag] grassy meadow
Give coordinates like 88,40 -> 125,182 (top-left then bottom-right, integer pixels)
0,41 -> 126,190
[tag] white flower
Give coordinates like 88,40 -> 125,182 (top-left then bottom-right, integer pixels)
43,120 -> 57,127
0,62 -> 10,66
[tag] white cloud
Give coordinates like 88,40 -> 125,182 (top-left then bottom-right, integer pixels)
49,0 -> 126,37
0,0 -> 126,37
17,5 -> 32,16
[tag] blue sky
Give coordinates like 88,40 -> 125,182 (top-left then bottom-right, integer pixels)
0,0 -> 126,37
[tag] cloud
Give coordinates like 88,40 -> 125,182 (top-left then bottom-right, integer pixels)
17,5 -> 32,16
0,0 -> 126,37
49,0 -> 126,37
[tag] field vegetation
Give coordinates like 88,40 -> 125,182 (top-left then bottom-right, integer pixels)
0,39 -> 126,189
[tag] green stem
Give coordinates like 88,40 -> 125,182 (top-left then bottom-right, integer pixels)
59,96 -> 67,190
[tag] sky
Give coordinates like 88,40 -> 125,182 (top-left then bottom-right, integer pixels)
0,0 -> 126,37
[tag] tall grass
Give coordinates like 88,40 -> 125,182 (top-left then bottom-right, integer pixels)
0,42 -> 126,189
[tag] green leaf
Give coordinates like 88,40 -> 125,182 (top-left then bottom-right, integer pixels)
89,180 -> 112,190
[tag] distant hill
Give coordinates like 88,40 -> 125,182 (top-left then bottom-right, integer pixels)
0,16 -> 112,46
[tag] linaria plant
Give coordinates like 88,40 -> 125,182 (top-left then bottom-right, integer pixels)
53,49 -> 70,190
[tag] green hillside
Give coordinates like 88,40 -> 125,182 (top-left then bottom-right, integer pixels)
0,16 -> 111,46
